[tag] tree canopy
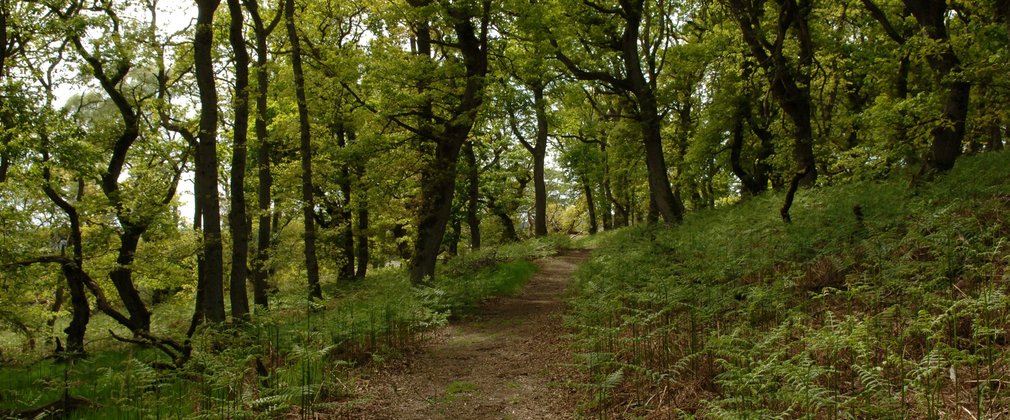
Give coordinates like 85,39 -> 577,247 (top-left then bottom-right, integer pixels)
0,0 -> 1006,372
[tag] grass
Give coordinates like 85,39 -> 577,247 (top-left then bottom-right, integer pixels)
0,234 -> 570,418
444,380 -> 478,401
567,150 -> 1010,418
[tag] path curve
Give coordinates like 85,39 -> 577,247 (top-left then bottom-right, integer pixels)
338,249 -> 591,419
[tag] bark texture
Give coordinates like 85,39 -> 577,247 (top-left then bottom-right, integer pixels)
407,1 -> 490,284
245,0 -> 280,309
285,0 -> 322,298
227,0 -> 251,320
194,0 -> 226,322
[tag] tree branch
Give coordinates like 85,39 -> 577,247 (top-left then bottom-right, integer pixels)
859,0 -> 906,44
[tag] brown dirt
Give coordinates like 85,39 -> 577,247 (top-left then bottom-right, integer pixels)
334,249 -> 591,419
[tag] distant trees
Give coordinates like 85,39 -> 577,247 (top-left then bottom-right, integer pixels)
0,0 -> 1007,356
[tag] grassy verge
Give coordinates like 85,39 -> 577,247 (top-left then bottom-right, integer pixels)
0,235 -> 571,418
568,151 -> 1010,418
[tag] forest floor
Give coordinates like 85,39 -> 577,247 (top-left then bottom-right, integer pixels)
331,249 -> 591,419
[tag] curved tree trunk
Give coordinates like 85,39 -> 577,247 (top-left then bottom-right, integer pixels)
551,0 -> 683,225
485,195 -> 519,242
725,0 -> 817,222
41,165 -> 90,355
109,227 -> 151,330
60,263 -> 90,354
61,2 -> 158,331
912,6 -> 967,170
904,0 -> 970,173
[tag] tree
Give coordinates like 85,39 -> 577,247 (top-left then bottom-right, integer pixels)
52,1 -> 163,332
462,141 -> 481,248
900,0 -> 970,173
38,127 -> 90,356
245,0 -> 282,309
349,0 -> 491,284
547,0 -> 685,224
285,0 -> 321,298
722,0 -> 818,222
227,0 -> 252,319
194,0 -> 226,323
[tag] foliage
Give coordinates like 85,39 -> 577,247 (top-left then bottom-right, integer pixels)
1,0 -> 1009,416
568,151 -> 1010,417
0,234 -> 564,417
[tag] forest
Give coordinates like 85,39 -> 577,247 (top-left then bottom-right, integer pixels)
0,0 -> 1008,417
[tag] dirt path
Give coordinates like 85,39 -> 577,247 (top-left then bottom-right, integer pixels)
338,249 -> 591,419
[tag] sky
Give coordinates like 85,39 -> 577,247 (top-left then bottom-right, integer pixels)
53,2 -> 198,222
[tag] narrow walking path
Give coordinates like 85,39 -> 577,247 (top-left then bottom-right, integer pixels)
338,249 -> 591,419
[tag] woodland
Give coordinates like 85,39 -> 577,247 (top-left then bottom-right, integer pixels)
0,0 -> 1009,417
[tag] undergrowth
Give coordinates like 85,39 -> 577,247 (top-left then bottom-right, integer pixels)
0,235 -> 570,418
568,151 -> 1010,418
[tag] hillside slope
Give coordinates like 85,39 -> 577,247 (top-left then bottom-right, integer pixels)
570,151 -> 1010,418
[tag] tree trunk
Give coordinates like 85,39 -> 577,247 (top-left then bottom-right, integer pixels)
335,122 -> 356,280
600,142 -> 614,230
393,224 -> 412,261
285,0 -> 321,299
730,104 -> 764,196
194,0 -> 226,323
463,141 -> 481,248
447,217 -> 461,257
610,173 -> 629,228
622,3 -> 683,224
583,177 -> 598,234
486,196 -> 519,242
725,0 -> 817,221
904,0 -> 969,172
600,184 -> 612,230
62,2 -> 159,330
227,0 -> 251,320
354,172 -> 369,279
407,2 -> 488,284
41,167 -> 90,355
0,112 -> 10,183
988,123 -> 1005,151
246,0 -> 276,309
109,227 -> 151,331
60,263 -> 90,354
189,199 -> 205,332
532,84 -> 549,236
409,141 -> 463,283
730,65 -> 772,196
